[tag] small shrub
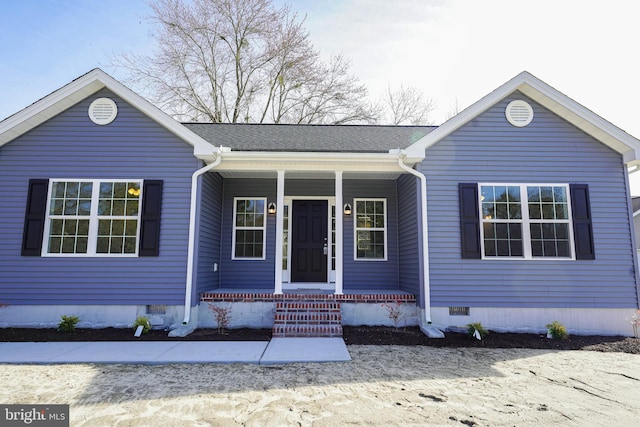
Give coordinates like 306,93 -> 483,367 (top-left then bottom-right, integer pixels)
627,310 -> 640,338
382,300 -> 408,330
132,316 -> 151,334
58,315 -> 80,333
208,303 -> 232,334
467,322 -> 489,340
546,320 -> 569,340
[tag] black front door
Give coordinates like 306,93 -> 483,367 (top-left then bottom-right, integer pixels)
291,200 -> 328,282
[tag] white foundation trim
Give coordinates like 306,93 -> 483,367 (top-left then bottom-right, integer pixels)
0,305 -> 184,329
430,306 -> 639,336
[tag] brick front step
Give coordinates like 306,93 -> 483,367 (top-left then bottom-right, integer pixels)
272,300 -> 343,338
272,324 -> 343,338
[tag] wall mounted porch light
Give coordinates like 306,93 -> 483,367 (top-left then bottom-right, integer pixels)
343,203 -> 352,215
268,202 -> 277,215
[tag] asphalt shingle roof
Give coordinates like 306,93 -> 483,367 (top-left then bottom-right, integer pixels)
183,123 -> 437,153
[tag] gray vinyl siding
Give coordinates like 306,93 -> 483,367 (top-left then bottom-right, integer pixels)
343,180 -> 400,290
397,174 -> 422,301
218,178 -> 400,290
219,178 -> 277,289
194,172 -> 224,301
0,88 -> 199,305
420,92 -> 638,308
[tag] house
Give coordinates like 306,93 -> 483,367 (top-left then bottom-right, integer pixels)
0,69 -> 638,337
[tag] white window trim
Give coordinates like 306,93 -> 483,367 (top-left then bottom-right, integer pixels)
232,197 -> 268,260
479,183 -> 575,261
353,198 -> 388,261
42,179 -> 143,257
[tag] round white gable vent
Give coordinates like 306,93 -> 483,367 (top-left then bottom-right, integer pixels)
88,98 -> 118,125
505,100 -> 533,127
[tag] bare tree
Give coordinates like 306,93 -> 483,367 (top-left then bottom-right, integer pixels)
114,0 -> 376,124
444,97 -> 463,121
377,84 -> 436,125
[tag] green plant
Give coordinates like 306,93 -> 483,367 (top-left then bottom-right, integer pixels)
546,320 -> 569,340
132,316 -> 151,334
467,322 -> 489,340
58,315 -> 80,333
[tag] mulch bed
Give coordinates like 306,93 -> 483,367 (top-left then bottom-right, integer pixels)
1,326 -> 638,354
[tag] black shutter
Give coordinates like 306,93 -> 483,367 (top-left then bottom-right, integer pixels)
22,179 -> 49,256
139,180 -> 163,257
570,183 -> 595,260
459,183 -> 481,259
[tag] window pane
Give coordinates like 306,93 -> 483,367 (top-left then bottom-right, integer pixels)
483,223 -> 495,239
112,200 -> 125,216
557,240 -> 570,257
65,182 -> 79,198
97,237 -> 109,253
111,220 -> 125,236
531,240 -> 543,257
79,182 -> 93,198
254,213 -> 264,227
540,186 -> 553,201
125,200 -> 139,216
124,237 -> 137,253
127,182 -> 141,198
50,219 -> 63,236
62,237 -> 76,253
113,182 -> 127,198
484,240 -> 496,256
530,223 -> 542,239
76,237 -> 88,254
542,203 -> 555,219
507,186 -> 520,202
555,203 -> 568,220
529,203 -> 541,219
125,220 -> 138,236
98,200 -> 111,216
64,199 -> 77,215
110,237 -> 124,254
99,182 -> 113,198
48,237 -> 61,253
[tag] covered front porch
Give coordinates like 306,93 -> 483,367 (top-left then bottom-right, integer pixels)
183,146 -> 434,333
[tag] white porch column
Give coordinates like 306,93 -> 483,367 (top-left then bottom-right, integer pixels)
274,170 -> 285,294
334,171 -> 344,294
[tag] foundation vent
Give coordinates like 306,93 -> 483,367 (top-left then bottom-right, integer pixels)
449,306 -> 470,316
146,305 -> 167,315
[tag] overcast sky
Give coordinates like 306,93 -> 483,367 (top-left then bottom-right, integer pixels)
2,0 -> 640,190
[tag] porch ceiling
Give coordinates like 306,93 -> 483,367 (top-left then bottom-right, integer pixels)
217,170 -> 403,179
211,151 -> 413,179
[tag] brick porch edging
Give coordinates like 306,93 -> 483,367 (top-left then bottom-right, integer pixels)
201,292 -> 416,304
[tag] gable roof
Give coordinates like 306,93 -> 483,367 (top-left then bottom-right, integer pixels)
184,123 -> 435,153
404,71 -> 640,165
0,68 -> 217,162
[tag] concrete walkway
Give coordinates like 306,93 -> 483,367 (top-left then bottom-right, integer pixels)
0,338 -> 351,365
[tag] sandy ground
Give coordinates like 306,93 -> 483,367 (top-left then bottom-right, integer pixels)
1,346 -> 638,426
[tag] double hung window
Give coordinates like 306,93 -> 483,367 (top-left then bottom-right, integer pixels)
233,198 -> 266,259
354,198 -> 387,260
44,180 -> 142,256
480,184 -> 573,259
